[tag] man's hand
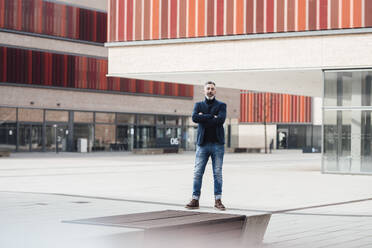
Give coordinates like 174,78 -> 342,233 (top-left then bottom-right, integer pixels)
198,112 -> 203,115
214,115 -> 218,118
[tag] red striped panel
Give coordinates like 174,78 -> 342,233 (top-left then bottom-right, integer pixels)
239,92 -> 311,123
207,0 -> 214,36
287,0 -> 295,31
118,0 -> 125,41
330,0 -> 339,29
226,0 -> 234,35
319,0 -> 328,29
256,0 -> 264,33
179,0 -> 187,37
266,0 -> 274,33
308,0 -> 317,30
135,0 -> 142,40
246,0 -> 254,33
161,0 -> 168,39
170,0 -> 178,38
277,0 -> 285,32
127,0 -> 134,40
0,0 -> 4,28
366,0 -> 372,27
216,0 -> 224,35
144,0 -> 151,39
0,46 -> 193,97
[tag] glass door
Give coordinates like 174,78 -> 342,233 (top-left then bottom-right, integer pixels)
45,124 -> 69,152
18,124 -> 43,152
117,125 -> 133,151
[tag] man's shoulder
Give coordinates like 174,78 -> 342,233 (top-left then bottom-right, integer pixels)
215,99 -> 226,106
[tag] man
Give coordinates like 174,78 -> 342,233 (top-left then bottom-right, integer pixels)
185,81 -> 227,211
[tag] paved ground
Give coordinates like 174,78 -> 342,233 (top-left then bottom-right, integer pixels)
0,151 -> 371,247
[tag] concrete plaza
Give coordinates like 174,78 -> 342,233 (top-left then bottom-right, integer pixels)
0,151 -> 371,248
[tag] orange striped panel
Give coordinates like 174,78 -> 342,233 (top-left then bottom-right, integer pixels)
152,0 -> 159,39
297,0 -> 306,31
188,0 -> 196,37
342,0 -> 350,28
353,0 -> 362,27
236,0 -> 244,34
0,0 -> 4,28
198,0 -> 205,36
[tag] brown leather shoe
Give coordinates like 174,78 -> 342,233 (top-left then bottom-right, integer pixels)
214,199 -> 226,211
185,199 -> 199,209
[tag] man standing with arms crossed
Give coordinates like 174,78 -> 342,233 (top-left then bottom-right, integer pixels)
186,81 -> 227,211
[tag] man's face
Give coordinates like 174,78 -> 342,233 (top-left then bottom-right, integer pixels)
204,83 -> 216,98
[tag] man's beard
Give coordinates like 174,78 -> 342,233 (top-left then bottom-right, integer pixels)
205,95 -> 215,100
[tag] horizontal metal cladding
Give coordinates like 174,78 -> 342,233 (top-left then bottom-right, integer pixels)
0,46 -> 193,97
0,0 -> 107,43
240,91 -> 312,123
108,0 -> 372,42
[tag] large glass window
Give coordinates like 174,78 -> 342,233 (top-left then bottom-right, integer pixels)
323,70 -> 372,174
18,124 -> 43,152
45,124 -> 69,152
73,124 -> 94,152
0,123 -> 17,151
0,107 -> 17,151
116,125 -> 134,151
94,124 -> 116,151
135,126 -> 156,149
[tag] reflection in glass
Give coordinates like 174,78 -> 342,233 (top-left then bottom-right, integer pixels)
73,124 -> 94,152
18,124 -> 43,151
116,125 -> 133,151
323,110 -> 351,172
135,126 -> 156,148
45,124 -> 68,152
94,124 -> 116,151
361,111 -> 372,172
0,123 -> 17,151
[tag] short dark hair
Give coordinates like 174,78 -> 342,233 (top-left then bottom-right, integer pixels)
205,81 -> 216,86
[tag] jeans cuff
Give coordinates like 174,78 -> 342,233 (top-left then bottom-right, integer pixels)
192,195 -> 200,200
215,195 -> 222,200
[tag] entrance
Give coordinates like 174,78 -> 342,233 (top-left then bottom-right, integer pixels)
116,125 -> 133,151
45,124 -> 69,152
18,124 -> 43,152
277,129 -> 288,149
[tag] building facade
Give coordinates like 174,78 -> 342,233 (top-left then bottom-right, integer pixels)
0,0 -> 242,153
105,0 -> 372,174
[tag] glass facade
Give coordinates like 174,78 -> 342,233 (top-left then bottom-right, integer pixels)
0,107 -> 211,153
323,70 -> 372,174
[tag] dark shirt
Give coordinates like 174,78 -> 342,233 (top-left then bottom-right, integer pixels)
203,97 -> 218,144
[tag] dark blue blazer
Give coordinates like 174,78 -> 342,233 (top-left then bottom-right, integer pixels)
192,98 -> 226,146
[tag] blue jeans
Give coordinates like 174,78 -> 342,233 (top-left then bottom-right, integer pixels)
192,143 -> 224,200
